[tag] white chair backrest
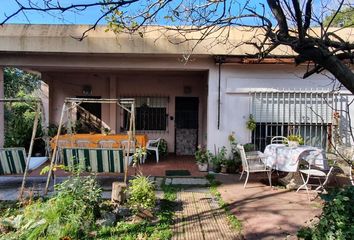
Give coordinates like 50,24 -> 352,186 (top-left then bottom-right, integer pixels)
98,140 -> 116,148
147,138 -> 161,148
121,140 -> 135,152
58,139 -> 71,148
76,139 -> 90,148
237,144 -> 249,171
271,136 -> 289,144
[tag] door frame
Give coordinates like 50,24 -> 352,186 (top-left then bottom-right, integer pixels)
174,96 -> 199,154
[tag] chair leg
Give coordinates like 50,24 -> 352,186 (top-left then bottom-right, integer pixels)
243,172 -> 249,188
155,149 -> 159,163
240,170 -> 244,180
297,172 -> 310,200
267,171 -> 272,188
315,178 -> 324,193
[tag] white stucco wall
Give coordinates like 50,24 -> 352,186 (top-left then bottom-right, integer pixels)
0,68 -> 4,148
206,64 -> 354,151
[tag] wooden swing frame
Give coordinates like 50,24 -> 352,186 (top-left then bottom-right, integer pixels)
44,97 -> 136,194
0,98 -> 50,199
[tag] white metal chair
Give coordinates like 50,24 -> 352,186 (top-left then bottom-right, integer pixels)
296,151 -> 336,199
98,140 -> 117,148
271,136 -> 289,144
237,144 -> 272,188
145,138 -> 161,163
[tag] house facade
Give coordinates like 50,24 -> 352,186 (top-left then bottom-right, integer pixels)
0,25 -> 353,153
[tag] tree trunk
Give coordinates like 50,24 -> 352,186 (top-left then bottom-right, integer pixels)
319,55 -> 354,94
297,47 -> 354,94
111,182 -> 127,205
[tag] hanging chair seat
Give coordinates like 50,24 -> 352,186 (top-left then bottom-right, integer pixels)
61,147 -> 125,173
0,148 -> 27,175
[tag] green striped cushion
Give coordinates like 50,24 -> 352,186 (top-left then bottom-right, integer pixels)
0,148 -> 27,175
62,148 -> 124,173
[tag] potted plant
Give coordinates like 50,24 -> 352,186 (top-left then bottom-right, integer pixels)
218,147 -> 228,173
246,114 -> 257,131
194,145 -> 209,172
210,153 -> 221,173
228,132 -> 241,172
287,134 -> 304,147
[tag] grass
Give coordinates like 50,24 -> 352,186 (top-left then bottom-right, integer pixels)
206,174 -> 242,232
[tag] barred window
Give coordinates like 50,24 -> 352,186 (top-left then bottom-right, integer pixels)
122,97 -> 168,131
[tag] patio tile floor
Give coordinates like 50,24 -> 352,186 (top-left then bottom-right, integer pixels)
216,173 -> 323,240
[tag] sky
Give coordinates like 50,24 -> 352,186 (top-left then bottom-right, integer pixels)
0,0 -> 351,26
0,0 -> 269,26
0,0 -> 104,25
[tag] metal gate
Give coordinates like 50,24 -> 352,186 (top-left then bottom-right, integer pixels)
250,90 -> 351,151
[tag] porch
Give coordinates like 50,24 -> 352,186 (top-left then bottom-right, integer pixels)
26,154 -> 207,178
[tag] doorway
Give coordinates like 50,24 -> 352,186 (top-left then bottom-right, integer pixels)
175,97 -> 199,155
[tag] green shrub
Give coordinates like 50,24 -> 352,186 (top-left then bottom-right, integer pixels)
0,173 -> 102,240
243,143 -> 255,152
4,93 -> 43,150
127,175 -> 156,212
298,186 -> 354,240
158,139 -> 168,157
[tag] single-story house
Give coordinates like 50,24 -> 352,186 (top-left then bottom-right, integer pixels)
0,24 -> 353,154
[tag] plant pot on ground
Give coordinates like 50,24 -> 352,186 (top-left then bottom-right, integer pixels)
197,163 -> 208,172
211,146 -> 227,173
220,164 -> 228,173
195,145 -> 210,172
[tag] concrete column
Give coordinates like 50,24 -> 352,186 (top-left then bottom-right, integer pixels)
109,75 -> 117,134
0,68 -> 4,147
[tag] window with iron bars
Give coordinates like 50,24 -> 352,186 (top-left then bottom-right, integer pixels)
121,96 -> 169,132
250,91 -> 350,151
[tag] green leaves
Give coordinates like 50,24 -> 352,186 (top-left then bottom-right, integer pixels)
0,173 -> 102,240
4,68 -> 40,99
127,175 -> 156,212
298,186 -> 354,240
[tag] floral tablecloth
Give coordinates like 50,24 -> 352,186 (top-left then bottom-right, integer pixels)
263,144 -> 329,172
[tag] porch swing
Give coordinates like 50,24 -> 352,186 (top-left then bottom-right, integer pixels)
45,97 -> 136,194
0,98 -> 51,199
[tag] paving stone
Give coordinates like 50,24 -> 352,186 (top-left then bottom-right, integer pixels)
165,178 -> 172,185
171,178 -> 208,185
172,190 -> 241,240
155,177 -> 164,189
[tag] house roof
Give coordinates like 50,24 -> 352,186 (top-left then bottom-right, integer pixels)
0,24 -> 352,57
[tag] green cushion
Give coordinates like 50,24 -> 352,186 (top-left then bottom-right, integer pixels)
62,148 -> 124,173
0,148 -> 27,175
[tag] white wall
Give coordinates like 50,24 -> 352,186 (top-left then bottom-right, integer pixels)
206,64 -> 354,151
0,68 -> 4,148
